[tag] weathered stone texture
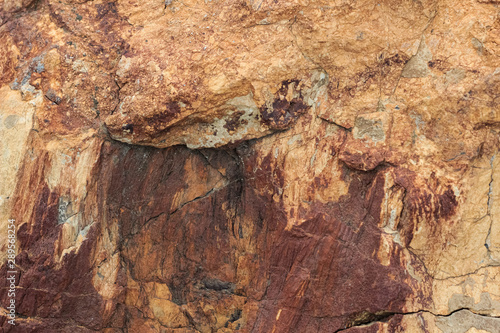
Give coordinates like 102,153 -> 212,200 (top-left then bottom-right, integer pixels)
1,0 -> 500,332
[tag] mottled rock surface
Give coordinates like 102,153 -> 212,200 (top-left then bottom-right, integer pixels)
1,0 -> 500,332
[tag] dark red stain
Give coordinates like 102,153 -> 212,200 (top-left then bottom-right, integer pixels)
95,2 -> 118,20
426,59 -> 450,72
434,187 -> 458,221
244,152 -> 415,332
338,148 -> 386,171
146,100 -> 182,128
392,167 -> 459,247
0,133 -> 447,332
260,80 -> 309,130
1,170 -> 106,330
223,111 -> 246,132
120,100 -> 184,138
97,140 -> 413,332
382,53 -> 408,66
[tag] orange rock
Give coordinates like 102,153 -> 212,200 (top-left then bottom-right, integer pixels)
1,0 -> 500,332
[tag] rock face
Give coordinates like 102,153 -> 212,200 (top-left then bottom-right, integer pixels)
1,0 -> 500,332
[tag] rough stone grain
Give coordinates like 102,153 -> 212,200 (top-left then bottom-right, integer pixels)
1,0 -> 500,332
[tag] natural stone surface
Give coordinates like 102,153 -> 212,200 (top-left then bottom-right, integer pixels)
1,0 -> 500,332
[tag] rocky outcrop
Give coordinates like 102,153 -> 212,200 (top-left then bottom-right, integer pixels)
1,0 -> 500,332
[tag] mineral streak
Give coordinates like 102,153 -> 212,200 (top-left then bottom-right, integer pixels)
1,0 -> 500,332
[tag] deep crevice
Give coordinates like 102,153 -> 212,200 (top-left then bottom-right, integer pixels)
334,308 -> 500,332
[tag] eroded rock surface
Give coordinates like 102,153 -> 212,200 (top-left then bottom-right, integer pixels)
1,0 -> 500,332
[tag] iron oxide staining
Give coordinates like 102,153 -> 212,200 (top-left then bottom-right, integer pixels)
260,79 -> 309,130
